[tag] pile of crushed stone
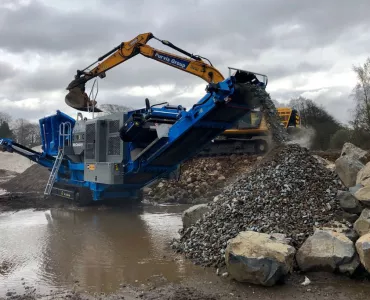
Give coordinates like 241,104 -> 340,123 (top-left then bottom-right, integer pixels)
171,144 -> 345,268
143,155 -> 257,204
0,164 -> 50,193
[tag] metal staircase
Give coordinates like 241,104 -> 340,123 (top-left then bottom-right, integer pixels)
44,122 -> 72,195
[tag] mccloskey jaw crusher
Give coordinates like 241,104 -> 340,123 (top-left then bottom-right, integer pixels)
0,75 -> 267,206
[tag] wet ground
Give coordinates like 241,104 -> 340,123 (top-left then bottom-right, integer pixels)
1,202 -> 370,299
0,203 -> 207,295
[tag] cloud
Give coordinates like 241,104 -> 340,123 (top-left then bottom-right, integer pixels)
0,61 -> 17,81
1,0 -> 370,127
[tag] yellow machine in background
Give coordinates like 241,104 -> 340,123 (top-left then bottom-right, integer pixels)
199,107 -> 300,156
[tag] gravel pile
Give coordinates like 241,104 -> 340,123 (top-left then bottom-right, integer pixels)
171,143 -> 345,267
0,164 -> 50,193
144,155 -> 257,204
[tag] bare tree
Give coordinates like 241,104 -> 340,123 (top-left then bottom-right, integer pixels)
352,57 -> 370,130
288,96 -> 309,127
12,118 -> 41,147
288,97 -> 343,150
0,112 -> 12,124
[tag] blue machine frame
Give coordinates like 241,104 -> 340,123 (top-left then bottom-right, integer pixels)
0,76 -> 265,202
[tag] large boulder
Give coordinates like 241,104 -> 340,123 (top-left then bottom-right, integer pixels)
335,156 -> 364,188
341,142 -> 369,164
296,230 -> 359,275
225,231 -> 296,286
354,209 -> 370,236
356,162 -> 370,186
354,186 -> 370,207
355,233 -> 370,272
182,204 -> 210,229
337,190 -> 363,214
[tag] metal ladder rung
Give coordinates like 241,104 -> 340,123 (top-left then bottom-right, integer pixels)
44,148 -> 64,195
44,121 -> 72,196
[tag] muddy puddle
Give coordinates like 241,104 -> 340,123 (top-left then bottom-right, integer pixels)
0,203 -> 210,297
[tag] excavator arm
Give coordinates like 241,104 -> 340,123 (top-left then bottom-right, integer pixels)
65,32 -> 227,110
65,32 -> 266,111
65,32 -> 228,110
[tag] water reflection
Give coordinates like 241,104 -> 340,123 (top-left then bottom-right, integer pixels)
0,204 -> 200,296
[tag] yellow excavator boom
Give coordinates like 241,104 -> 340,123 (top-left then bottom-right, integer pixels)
65,32 -> 226,110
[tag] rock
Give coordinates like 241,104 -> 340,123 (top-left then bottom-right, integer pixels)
225,231 -> 296,286
218,176 -> 226,181
337,190 -> 363,214
326,163 -> 336,172
361,178 -> 370,186
339,254 -> 361,275
356,162 -> 370,186
213,196 -> 220,202
335,156 -> 364,188
143,187 -> 152,193
335,211 -> 359,223
296,230 -> 359,274
313,155 -> 331,166
354,209 -> 370,236
341,142 -> 369,164
182,204 -> 210,229
271,233 -> 291,244
318,221 -> 359,242
354,186 -> 370,207
355,233 -> 370,272
349,184 -> 364,196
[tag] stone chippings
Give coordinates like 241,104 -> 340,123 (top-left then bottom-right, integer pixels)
236,82 -> 290,145
257,87 -> 290,145
143,155 -> 256,204
171,144 -> 345,268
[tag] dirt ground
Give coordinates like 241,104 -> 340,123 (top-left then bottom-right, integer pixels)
0,192 -> 70,212
1,272 -> 370,300
311,149 -> 341,162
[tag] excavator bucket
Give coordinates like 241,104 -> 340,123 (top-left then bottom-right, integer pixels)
65,87 -> 86,109
65,87 -> 103,112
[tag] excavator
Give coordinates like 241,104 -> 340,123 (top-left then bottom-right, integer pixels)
64,32 -> 265,109
64,32 -> 299,156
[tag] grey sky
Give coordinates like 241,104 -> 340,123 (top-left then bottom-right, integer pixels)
0,0 -> 369,124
